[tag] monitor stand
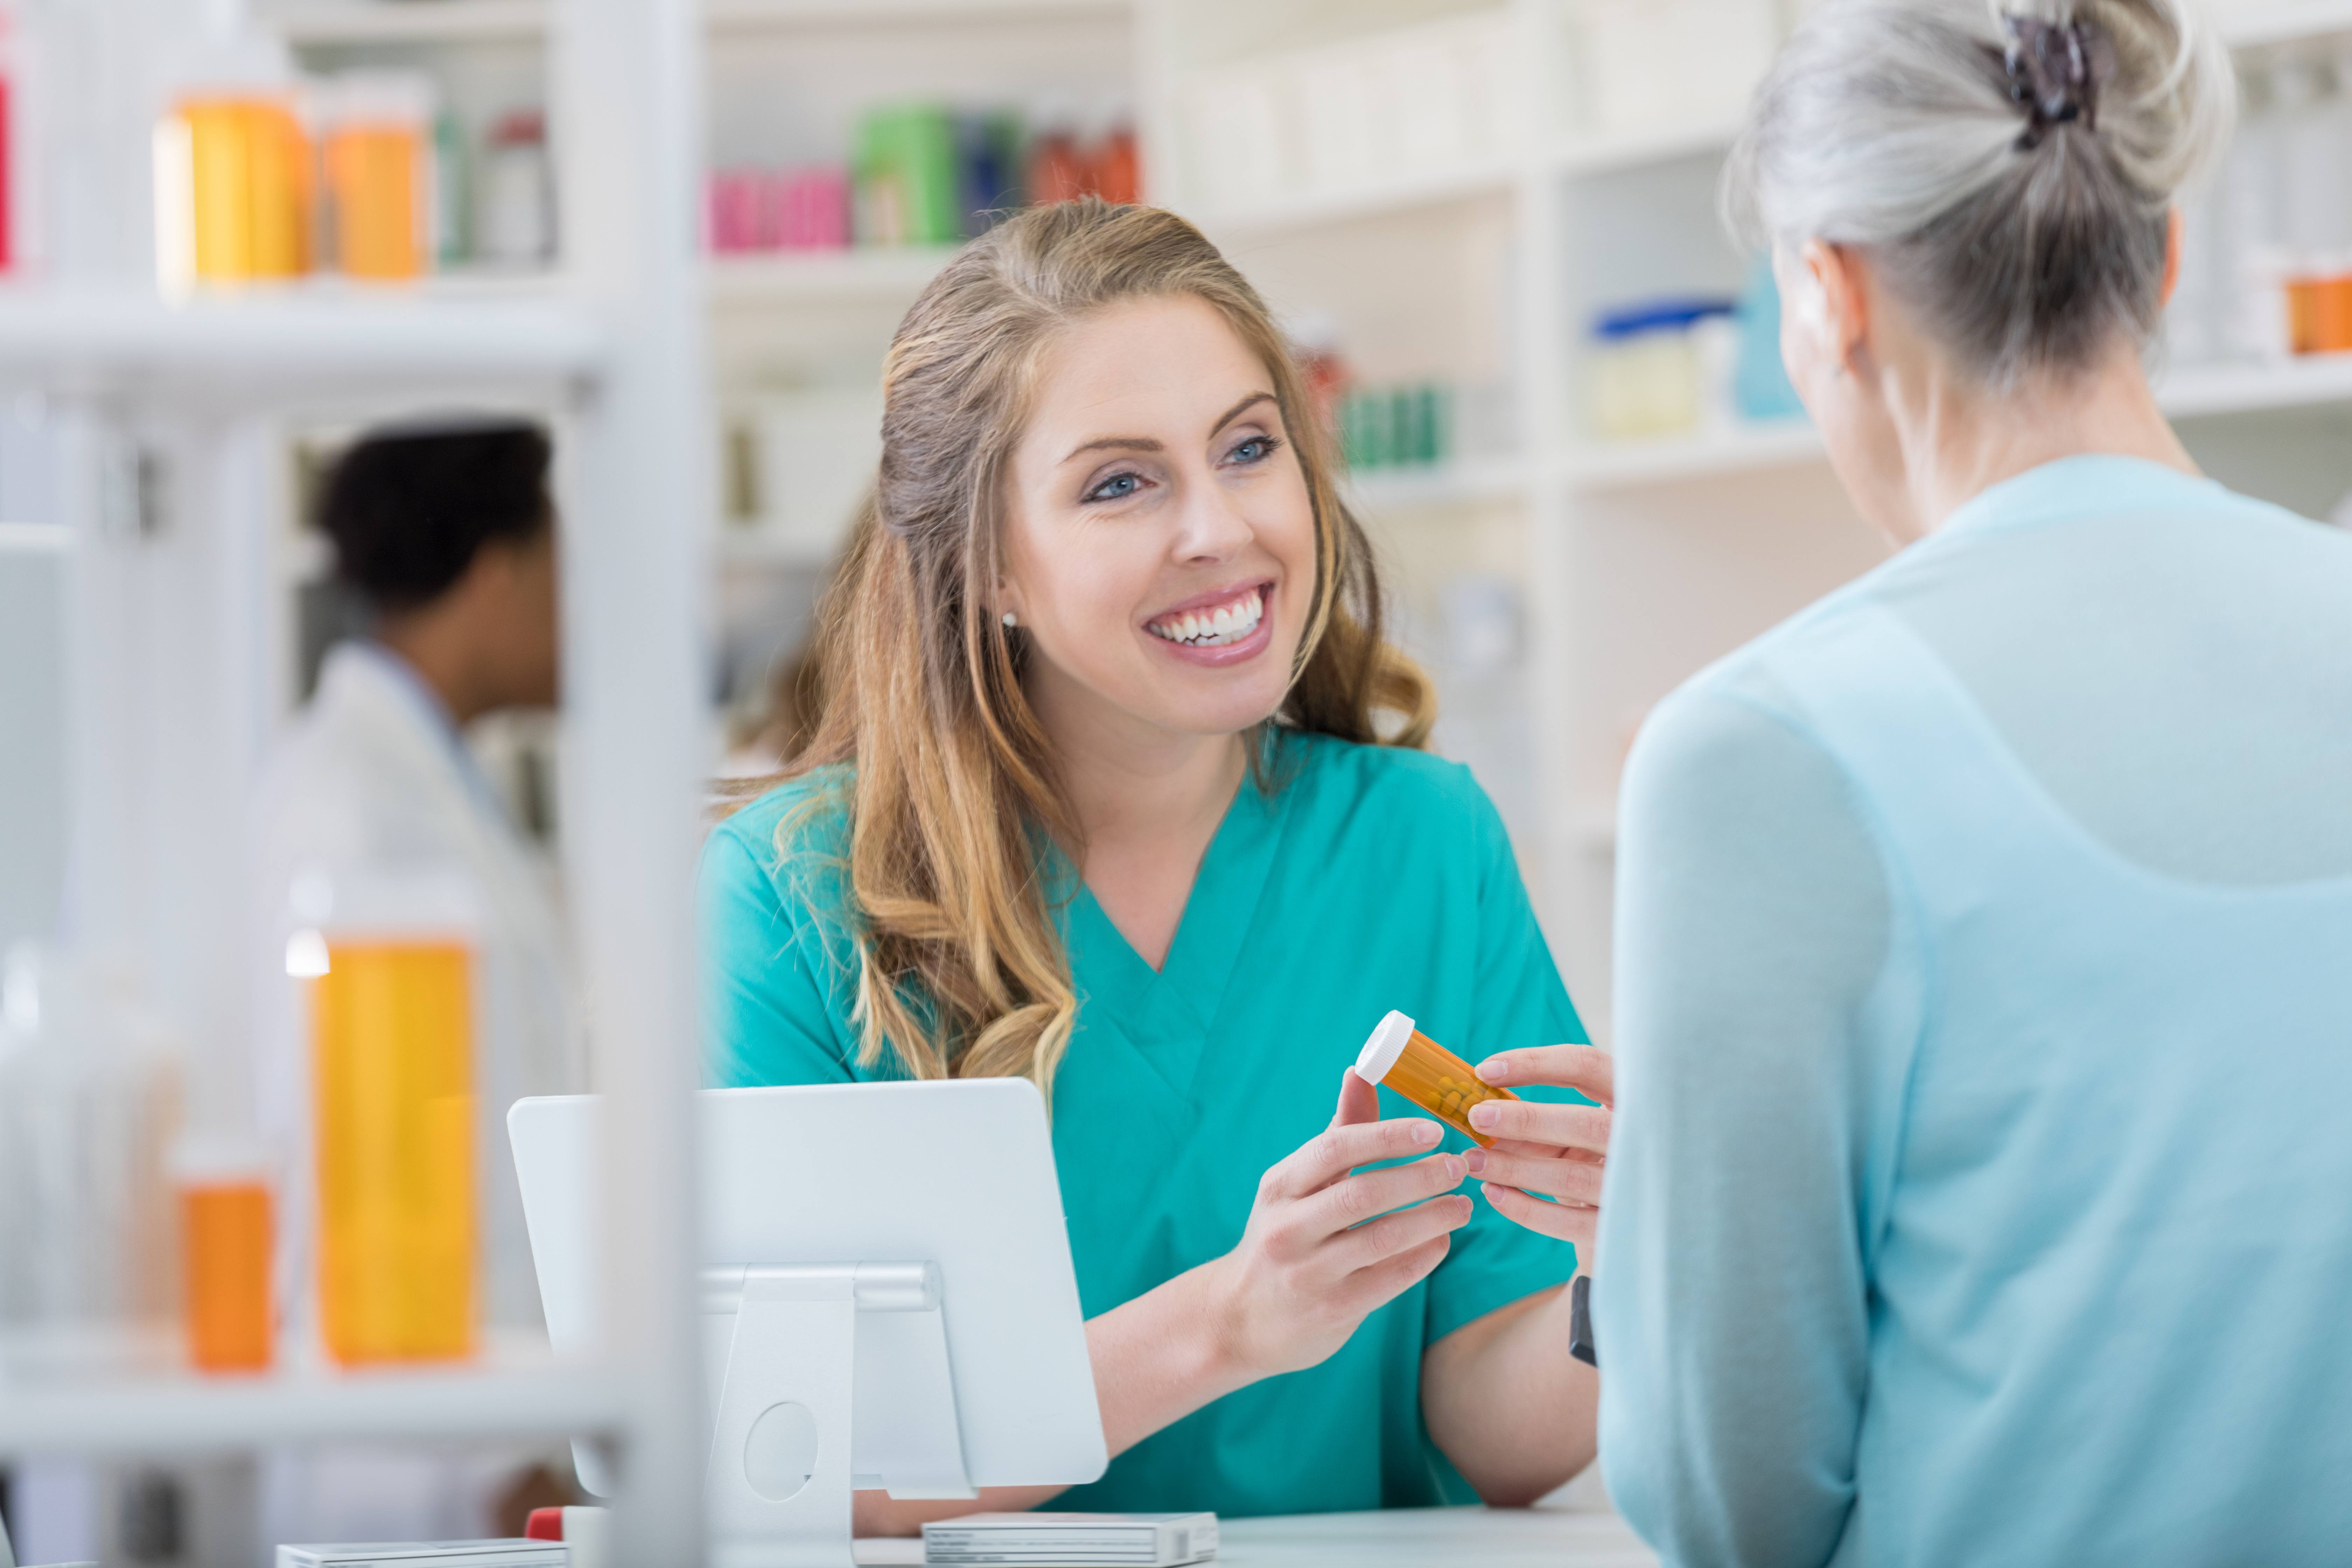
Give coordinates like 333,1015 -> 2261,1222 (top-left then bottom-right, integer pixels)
703,1262 -> 976,1568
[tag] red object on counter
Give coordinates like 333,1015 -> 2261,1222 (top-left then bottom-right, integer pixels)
525,1508 -> 566,1542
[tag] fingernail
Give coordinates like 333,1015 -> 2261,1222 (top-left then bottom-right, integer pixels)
1469,1102 -> 1499,1131
1413,1120 -> 1442,1145
1477,1058 -> 1509,1084
1464,1150 -> 1487,1176
1443,1154 -> 1467,1182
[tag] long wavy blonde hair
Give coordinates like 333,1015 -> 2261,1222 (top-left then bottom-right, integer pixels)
772,199 -> 1434,1098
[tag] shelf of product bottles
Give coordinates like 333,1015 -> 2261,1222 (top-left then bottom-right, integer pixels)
0,287 -> 604,393
1558,351 -> 2352,493
0,1354 -> 629,1455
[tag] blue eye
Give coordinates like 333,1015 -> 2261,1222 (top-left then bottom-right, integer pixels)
1228,435 -> 1279,465
1085,471 -> 1143,503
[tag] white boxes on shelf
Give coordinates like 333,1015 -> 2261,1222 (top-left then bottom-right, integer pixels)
737,387 -> 882,566
1180,12 -> 1524,223
1572,0 -> 1785,140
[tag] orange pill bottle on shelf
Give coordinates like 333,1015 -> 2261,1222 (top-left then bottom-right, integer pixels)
2289,272 -> 2352,356
298,874 -> 481,1365
1353,1010 -> 1518,1148
320,74 -> 432,281
174,1141 -> 275,1373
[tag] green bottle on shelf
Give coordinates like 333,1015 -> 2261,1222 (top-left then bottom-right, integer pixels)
855,104 -> 961,248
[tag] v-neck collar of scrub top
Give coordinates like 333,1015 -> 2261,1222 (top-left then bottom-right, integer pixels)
1062,750 -> 1300,1104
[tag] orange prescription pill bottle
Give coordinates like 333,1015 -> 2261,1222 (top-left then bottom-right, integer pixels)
320,74 -> 430,280
1353,1010 -> 1518,1148
308,930 -> 478,1365
166,94 -> 310,286
180,1172 -> 275,1373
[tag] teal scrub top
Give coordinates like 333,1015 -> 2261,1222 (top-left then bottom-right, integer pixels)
698,731 -> 1587,1518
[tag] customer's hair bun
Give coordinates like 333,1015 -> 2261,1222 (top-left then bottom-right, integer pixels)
1724,0 -> 2235,385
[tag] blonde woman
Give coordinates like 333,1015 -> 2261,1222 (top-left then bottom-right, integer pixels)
699,200 -> 1611,1532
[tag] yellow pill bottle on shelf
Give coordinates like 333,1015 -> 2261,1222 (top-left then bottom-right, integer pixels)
1353,1011 -> 1519,1148
295,872 -> 481,1366
155,93 -> 312,289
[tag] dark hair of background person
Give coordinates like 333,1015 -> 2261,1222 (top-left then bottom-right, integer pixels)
318,421 -> 555,614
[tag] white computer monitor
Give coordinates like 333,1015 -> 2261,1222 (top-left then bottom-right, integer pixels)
509,1080 -> 1107,1567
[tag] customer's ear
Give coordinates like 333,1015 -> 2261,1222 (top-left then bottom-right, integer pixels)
2161,207 -> 2186,309
1798,240 -> 1872,379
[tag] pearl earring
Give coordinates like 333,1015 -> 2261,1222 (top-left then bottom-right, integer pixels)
1002,611 -> 1018,628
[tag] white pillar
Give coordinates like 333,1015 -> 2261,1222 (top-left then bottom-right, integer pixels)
549,0 -> 714,1559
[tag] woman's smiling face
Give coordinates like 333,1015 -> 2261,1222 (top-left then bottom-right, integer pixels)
999,294 -> 1318,743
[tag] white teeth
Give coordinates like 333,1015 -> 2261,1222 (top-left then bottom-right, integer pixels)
1149,589 -> 1266,648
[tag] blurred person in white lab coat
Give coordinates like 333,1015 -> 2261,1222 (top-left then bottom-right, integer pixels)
251,419 -> 583,1544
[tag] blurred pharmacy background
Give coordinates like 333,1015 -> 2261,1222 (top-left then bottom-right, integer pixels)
4,0 -> 2352,1562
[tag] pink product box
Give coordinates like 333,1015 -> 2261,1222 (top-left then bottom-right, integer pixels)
708,170 -> 772,253
708,167 -> 849,254
776,167 -> 849,251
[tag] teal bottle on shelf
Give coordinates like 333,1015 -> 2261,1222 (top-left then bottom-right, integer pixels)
1734,255 -> 1809,423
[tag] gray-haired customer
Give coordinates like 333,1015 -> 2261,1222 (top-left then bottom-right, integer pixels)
1591,3 -> 2352,1565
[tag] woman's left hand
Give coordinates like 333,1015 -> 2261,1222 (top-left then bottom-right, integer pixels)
1462,1045 -> 1615,1255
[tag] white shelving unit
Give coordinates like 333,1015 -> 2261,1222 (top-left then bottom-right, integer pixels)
0,1359 -> 628,1453
705,246 -> 961,306
266,0 -> 551,45
1205,164 -> 1519,241
1560,420 -> 1822,492
0,1 -> 711,1560
707,0 -> 1128,26
2223,0 -> 2352,48
0,288 -> 603,394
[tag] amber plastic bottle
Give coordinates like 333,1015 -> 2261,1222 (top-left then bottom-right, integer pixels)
309,938 -> 477,1364
1352,1010 -> 1518,1148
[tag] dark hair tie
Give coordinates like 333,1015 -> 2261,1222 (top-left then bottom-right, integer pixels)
2002,14 -> 2116,149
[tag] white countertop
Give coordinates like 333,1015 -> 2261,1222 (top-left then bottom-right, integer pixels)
1219,1508 -> 1657,1567
857,1507 -> 1660,1567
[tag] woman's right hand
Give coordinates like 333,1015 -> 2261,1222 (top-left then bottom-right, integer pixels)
1199,1068 -> 1472,1380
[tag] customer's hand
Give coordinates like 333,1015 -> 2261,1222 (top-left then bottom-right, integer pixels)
1462,1045 -> 1614,1256
1201,1069 -> 1471,1380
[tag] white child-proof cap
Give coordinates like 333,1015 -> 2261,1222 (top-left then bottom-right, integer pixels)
1354,1011 -> 1417,1086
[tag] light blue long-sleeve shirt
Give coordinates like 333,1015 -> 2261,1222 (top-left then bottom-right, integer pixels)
1594,457 -> 2352,1566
